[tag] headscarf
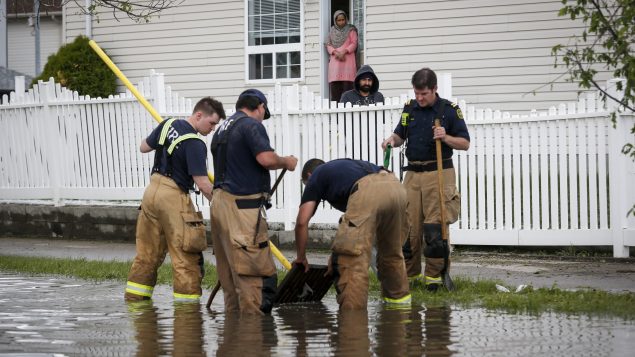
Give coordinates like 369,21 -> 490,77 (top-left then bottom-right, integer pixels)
327,10 -> 356,49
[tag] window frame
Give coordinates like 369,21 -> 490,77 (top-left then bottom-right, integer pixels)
244,0 -> 305,84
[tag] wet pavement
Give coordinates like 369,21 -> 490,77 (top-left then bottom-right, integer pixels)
1,237 -> 635,356
1,237 -> 634,293
1,272 -> 634,356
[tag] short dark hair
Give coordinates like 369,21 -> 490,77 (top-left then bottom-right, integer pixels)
193,97 -> 226,119
236,95 -> 261,112
302,158 -> 325,182
411,68 -> 437,90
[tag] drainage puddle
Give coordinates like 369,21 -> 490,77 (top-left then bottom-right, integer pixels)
0,273 -> 633,356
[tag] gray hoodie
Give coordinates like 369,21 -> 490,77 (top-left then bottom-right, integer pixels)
339,65 -> 385,105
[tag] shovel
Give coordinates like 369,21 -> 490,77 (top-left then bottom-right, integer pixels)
434,119 -> 455,291
206,169 -> 289,309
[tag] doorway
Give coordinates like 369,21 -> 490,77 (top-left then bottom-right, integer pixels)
321,0 -> 365,99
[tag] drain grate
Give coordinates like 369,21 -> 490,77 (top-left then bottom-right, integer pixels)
274,264 -> 334,304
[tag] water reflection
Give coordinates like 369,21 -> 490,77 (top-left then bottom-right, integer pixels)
336,309 -> 371,356
1,273 -> 634,356
128,301 -> 206,357
275,303 -> 336,357
215,311 -> 278,356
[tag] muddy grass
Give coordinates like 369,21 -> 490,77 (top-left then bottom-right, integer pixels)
1,255 -> 634,320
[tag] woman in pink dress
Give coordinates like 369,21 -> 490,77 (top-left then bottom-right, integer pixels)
326,10 -> 358,102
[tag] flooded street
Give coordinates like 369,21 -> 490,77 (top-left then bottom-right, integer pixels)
1,273 -> 634,356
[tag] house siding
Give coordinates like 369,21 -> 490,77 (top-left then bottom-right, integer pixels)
8,16 -> 62,77
365,0 -> 611,112
61,0 -> 612,112
63,0 -> 321,107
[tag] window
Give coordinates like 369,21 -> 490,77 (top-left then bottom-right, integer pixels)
246,0 -> 302,81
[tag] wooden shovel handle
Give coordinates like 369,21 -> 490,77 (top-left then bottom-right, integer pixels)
434,119 -> 448,241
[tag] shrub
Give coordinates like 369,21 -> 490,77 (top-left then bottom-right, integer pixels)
32,36 -> 116,98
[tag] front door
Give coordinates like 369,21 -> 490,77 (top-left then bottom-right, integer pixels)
321,0 -> 364,100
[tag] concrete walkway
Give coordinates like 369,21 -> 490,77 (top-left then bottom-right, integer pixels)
1,237 -> 634,293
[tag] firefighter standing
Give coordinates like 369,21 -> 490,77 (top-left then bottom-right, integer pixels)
210,89 -> 297,314
294,158 -> 411,309
381,68 -> 470,291
125,97 -> 226,302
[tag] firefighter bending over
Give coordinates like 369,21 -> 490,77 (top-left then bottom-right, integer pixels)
294,158 -> 411,309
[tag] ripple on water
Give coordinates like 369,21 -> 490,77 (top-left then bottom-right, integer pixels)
0,272 -> 634,356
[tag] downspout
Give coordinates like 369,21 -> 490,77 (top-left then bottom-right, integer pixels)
85,0 -> 92,38
0,0 -> 7,68
34,0 -> 40,75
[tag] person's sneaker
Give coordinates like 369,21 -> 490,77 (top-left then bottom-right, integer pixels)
425,283 -> 441,292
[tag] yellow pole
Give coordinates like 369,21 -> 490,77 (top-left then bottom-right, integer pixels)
88,40 -> 163,124
269,241 -> 292,270
90,40 -> 292,272
88,39 -> 214,183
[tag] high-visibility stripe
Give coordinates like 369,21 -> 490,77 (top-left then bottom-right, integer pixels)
408,273 -> 423,282
173,292 -> 201,301
383,293 -> 412,304
126,281 -> 154,297
167,133 -> 203,154
425,276 -> 442,285
158,118 -> 176,145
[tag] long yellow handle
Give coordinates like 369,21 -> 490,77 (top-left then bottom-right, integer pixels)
269,241 -> 292,270
88,40 -> 163,124
88,39 -> 214,183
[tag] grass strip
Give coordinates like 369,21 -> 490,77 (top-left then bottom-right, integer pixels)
1,255 -> 633,319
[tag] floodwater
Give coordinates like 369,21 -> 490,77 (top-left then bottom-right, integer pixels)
1,273 -> 634,356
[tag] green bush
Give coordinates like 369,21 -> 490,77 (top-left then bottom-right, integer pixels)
32,36 -> 117,98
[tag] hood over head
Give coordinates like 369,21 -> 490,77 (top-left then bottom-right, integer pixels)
354,65 -> 379,94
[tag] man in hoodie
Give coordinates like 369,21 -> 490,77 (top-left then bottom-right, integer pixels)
339,65 -> 385,106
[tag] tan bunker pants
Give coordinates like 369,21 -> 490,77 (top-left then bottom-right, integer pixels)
210,189 -> 277,314
331,172 -> 411,309
402,164 -> 460,286
125,174 -> 207,302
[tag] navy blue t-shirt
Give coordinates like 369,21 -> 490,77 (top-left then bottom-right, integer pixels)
300,159 -> 382,212
211,111 -> 273,195
146,119 -> 208,192
394,95 -> 470,161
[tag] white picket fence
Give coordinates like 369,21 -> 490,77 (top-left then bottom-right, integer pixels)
0,72 -> 633,257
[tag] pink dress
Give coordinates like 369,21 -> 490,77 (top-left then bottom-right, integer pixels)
327,30 -> 358,83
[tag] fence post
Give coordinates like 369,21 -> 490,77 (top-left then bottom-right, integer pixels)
14,76 -> 25,100
149,70 -> 166,114
606,78 -> 630,257
438,72 -> 452,100
41,79 -> 62,206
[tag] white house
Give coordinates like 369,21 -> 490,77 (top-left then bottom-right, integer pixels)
7,0 -> 63,77
62,0 -> 612,112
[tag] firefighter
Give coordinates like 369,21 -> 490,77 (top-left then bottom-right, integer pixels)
381,68 -> 470,291
294,158 -> 411,310
125,97 -> 226,302
210,89 -> 297,314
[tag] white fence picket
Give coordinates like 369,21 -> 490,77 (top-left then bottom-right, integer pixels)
578,120 -> 589,229
539,120 -> 550,229
587,118 -> 599,229
493,124 -> 504,229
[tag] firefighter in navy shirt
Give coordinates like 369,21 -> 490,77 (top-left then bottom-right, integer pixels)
294,158 -> 411,309
382,68 -> 470,291
125,97 -> 225,302
210,89 -> 297,314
